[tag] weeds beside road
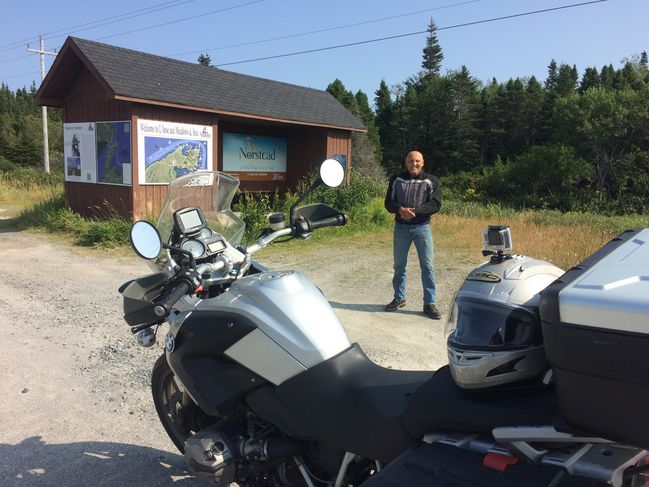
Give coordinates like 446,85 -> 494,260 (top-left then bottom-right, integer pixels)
1,166 -> 647,268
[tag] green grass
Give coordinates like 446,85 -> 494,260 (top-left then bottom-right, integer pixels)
2,168 -> 647,261
2,192 -> 131,248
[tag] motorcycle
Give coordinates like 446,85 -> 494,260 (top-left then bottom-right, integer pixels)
120,159 -> 649,486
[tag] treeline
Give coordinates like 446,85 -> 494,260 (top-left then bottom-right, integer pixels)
328,22 -> 649,214
2,26 -> 648,215
0,83 -> 62,171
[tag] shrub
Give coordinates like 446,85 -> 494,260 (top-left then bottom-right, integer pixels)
232,170 -> 388,241
0,155 -> 16,172
234,192 -> 275,244
0,165 -> 63,188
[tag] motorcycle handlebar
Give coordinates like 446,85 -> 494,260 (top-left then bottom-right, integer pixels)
246,213 -> 347,255
153,280 -> 192,318
309,213 -> 347,230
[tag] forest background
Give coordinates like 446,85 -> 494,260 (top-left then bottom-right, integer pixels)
1,21 -> 648,216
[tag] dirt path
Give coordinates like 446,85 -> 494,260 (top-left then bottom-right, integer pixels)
0,228 -> 475,486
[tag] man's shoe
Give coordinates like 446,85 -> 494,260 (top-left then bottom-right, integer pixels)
384,298 -> 406,311
423,304 -> 442,320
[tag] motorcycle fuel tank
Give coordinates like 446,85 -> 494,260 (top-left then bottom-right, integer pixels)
197,270 -> 351,385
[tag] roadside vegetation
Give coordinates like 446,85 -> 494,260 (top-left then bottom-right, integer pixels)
2,168 -> 646,270
1,21 -> 647,264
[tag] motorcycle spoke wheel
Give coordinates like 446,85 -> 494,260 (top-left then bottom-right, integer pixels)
152,354 -> 192,453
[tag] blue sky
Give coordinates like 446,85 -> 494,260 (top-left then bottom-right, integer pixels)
0,0 -> 647,106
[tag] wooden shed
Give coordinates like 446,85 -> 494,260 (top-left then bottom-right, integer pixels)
35,37 -> 365,220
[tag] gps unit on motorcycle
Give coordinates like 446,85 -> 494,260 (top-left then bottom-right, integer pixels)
174,206 -> 207,235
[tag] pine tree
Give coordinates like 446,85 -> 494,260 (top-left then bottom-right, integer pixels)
354,90 -> 383,167
421,18 -> 443,77
545,59 -> 559,95
197,53 -> 214,67
523,76 -> 545,147
580,67 -> 600,92
600,64 -> 615,89
556,63 -> 578,97
326,79 -> 357,114
446,66 -> 480,171
374,81 -> 397,171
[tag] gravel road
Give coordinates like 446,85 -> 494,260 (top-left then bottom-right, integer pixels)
0,227 -> 474,486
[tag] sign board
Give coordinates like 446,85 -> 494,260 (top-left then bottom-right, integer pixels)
63,123 -> 97,183
137,119 -> 213,185
96,121 -> 132,186
222,132 -> 287,181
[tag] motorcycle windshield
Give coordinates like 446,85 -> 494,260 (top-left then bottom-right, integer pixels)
156,171 -> 245,246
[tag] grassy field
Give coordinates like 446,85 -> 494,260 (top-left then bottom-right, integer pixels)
1,172 -> 647,270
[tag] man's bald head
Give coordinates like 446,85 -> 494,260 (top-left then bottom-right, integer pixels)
405,151 -> 424,177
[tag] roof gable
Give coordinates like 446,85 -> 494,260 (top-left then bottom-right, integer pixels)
37,37 -> 365,131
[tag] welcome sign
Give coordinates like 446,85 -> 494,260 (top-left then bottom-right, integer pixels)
222,132 -> 287,181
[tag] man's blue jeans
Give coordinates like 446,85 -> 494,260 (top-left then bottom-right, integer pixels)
392,222 -> 436,305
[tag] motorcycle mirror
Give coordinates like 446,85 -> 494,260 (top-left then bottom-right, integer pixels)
129,221 -> 163,260
319,158 -> 345,188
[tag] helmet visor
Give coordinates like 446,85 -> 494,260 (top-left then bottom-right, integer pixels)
447,297 -> 541,351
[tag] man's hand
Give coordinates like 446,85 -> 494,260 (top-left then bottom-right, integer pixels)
399,207 -> 416,221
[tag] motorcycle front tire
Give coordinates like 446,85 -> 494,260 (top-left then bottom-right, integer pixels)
151,353 -> 192,453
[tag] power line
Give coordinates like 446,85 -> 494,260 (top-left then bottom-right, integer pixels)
216,0 -> 608,67
93,0 -> 265,42
0,0 -> 266,80
44,0 -> 197,42
0,0 -> 192,54
0,53 -> 32,65
169,0 -> 480,59
0,70 -> 40,81
1,0 -> 608,84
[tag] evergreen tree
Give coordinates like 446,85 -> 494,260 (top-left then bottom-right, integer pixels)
523,76 -> 545,147
375,80 -> 399,171
545,59 -> 559,95
0,83 -> 62,169
476,78 -> 501,166
421,18 -> 443,77
354,90 -> 383,166
326,79 -> 358,114
446,66 -> 480,171
197,53 -> 214,67
580,67 -> 600,92
600,64 -> 616,89
556,63 -> 578,96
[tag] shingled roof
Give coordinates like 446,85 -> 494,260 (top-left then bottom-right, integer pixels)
36,37 -> 365,131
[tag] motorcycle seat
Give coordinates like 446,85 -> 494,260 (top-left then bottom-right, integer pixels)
404,366 -> 558,439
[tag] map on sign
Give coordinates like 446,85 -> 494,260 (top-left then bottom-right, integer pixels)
96,121 -> 132,185
144,137 -> 208,184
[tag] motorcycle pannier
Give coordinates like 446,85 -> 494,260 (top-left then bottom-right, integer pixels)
539,228 -> 649,448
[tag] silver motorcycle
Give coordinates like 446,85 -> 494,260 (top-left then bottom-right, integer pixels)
120,159 -> 649,486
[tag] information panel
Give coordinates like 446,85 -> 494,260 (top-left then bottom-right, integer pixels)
96,121 -> 132,186
137,119 -> 212,185
63,123 -> 97,183
222,132 -> 287,182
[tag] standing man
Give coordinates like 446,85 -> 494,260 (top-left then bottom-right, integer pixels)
384,150 -> 442,319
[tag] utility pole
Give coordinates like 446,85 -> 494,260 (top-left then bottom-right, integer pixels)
27,36 -> 57,173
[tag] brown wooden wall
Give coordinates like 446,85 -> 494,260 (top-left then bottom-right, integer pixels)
326,129 -> 352,183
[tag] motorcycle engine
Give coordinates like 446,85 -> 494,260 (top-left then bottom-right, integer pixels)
185,422 -> 308,486
184,427 -> 236,486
